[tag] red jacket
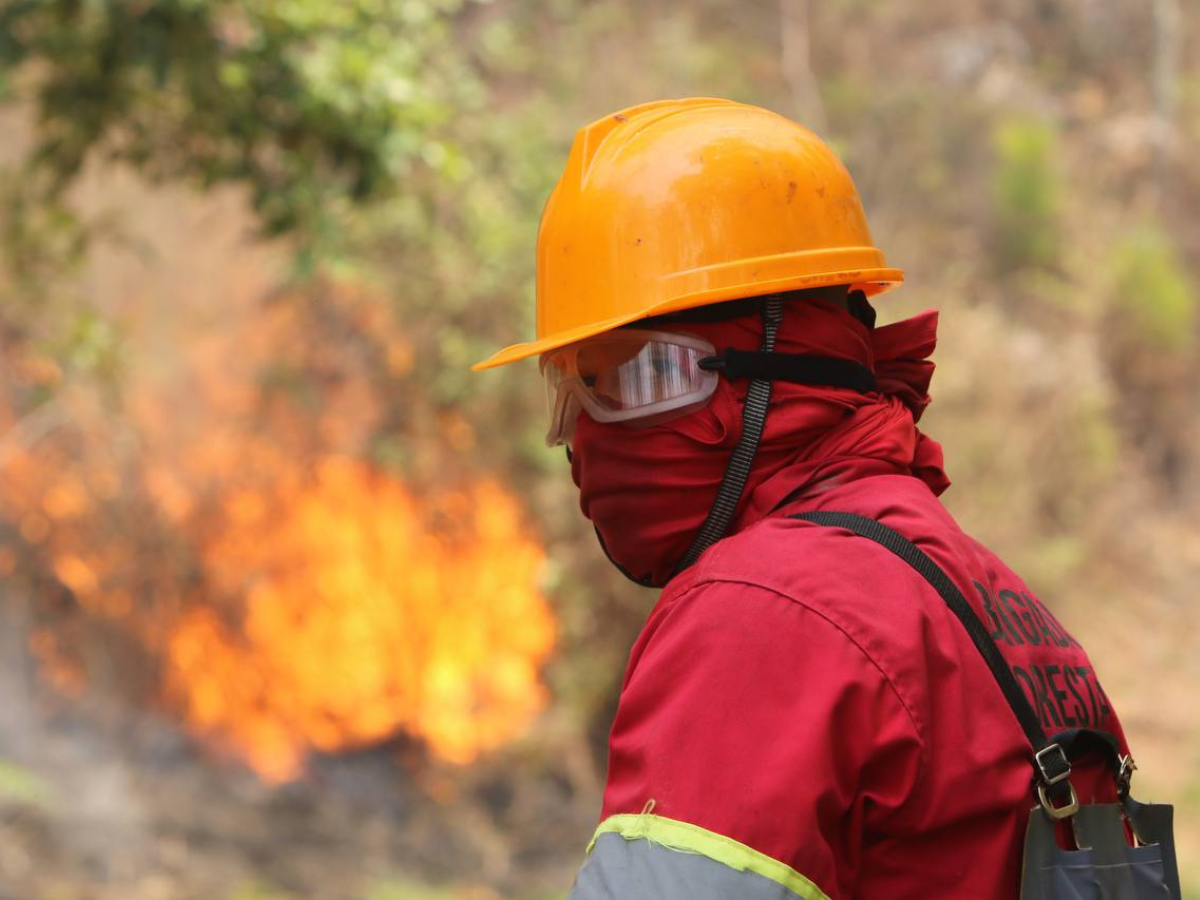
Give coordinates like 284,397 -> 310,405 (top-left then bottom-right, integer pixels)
573,469 -> 1127,899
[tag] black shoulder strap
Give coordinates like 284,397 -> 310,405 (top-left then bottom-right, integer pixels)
789,510 -> 1108,798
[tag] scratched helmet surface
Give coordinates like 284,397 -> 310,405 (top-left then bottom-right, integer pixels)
473,97 -> 902,370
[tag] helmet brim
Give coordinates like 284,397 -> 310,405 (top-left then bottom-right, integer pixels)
471,267 -> 903,371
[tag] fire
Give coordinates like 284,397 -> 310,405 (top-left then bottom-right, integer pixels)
4,428 -> 556,780
166,459 -> 555,781
0,274 -> 559,781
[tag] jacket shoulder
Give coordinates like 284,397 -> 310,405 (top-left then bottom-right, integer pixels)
680,510 -> 943,634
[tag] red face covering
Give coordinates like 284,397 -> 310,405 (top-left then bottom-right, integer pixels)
570,300 -> 949,586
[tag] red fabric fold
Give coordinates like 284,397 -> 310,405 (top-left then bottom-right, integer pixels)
571,301 -> 950,585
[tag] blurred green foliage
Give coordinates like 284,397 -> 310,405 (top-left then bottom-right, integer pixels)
0,757 -> 57,809
1111,221 -> 1196,349
992,118 -> 1061,273
0,0 -> 473,243
360,880 -> 460,900
0,169 -> 88,299
226,884 -> 290,900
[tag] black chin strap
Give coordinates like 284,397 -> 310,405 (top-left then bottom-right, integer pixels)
673,296 -> 785,575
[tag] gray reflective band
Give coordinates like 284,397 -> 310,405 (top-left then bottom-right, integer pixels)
568,816 -> 830,900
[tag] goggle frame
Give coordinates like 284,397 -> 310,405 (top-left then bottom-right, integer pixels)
540,329 -> 720,447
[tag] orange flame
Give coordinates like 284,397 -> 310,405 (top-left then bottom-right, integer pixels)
166,459 -> 555,781
0,273 -> 558,781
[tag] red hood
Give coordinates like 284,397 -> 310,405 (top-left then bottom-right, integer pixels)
570,300 -> 950,586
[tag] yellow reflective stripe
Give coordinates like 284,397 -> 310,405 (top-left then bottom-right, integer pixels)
588,813 -> 831,900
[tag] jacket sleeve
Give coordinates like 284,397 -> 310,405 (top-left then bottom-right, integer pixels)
568,578 -> 924,900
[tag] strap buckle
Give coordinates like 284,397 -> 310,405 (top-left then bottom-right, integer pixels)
1034,743 -> 1078,820
1038,780 -> 1081,820
1117,754 -> 1138,798
1034,743 -> 1071,787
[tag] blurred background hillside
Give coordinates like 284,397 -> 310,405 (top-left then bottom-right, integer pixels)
0,1 -> 1198,897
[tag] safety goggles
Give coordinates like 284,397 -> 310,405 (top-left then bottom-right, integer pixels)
540,329 -> 719,447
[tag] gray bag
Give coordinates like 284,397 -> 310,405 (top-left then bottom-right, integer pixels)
791,512 -> 1182,900
1021,791 -> 1180,899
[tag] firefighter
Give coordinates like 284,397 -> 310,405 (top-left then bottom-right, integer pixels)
473,99 -> 1132,899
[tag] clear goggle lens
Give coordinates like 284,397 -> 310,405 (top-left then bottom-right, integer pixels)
540,330 -> 718,446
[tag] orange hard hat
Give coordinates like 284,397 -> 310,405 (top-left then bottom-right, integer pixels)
473,97 -> 902,371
